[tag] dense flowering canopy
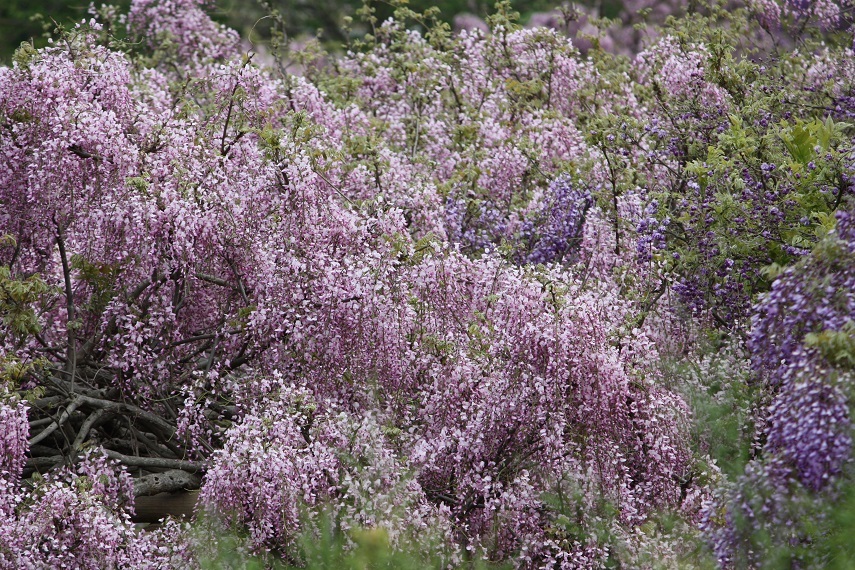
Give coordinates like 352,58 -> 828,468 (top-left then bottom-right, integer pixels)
1,0 -> 854,567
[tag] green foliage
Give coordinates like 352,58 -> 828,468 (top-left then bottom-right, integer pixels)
197,528 -> 274,569
214,0 -> 559,64
714,469 -> 855,569
626,13 -> 852,321
821,478 -> 855,570
289,519 -> 459,570
541,479 -> 622,567
71,254 -> 122,316
664,342 -> 758,480
0,260 -> 50,346
196,509 -> 501,570
0,0 -> 101,63
805,321 -> 855,370
11,41 -> 39,70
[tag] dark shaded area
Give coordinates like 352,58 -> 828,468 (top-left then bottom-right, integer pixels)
0,0 -> 116,61
0,0 -> 568,63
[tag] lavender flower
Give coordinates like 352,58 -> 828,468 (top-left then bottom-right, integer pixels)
518,175 -> 592,265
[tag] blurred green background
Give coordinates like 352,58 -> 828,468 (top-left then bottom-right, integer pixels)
0,0 -> 568,63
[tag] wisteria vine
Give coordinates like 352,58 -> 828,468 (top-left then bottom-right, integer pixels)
1,0 -> 854,567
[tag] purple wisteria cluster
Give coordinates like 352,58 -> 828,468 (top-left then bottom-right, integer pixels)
444,174 -> 593,266
516,175 -> 593,265
636,200 -> 670,264
752,206 -> 855,490
702,202 -> 855,565
750,206 -> 855,382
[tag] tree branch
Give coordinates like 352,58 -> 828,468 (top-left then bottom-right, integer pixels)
70,409 -> 109,455
28,398 -> 81,446
133,469 -> 202,497
74,395 -> 178,440
56,229 -> 77,383
102,449 -> 205,472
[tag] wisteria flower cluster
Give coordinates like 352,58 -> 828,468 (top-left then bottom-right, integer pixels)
1,0 -> 855,567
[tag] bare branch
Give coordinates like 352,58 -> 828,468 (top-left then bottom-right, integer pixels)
29,395 -> 65,410
25,455 -> 63,470
28,398 -> 81,446
70,409 -> 109,454
101,449 -> 205,472
56,230 -> 77,383
195,272 -> 231,288
74,395 -> 177,439
125,425 -> 180,459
